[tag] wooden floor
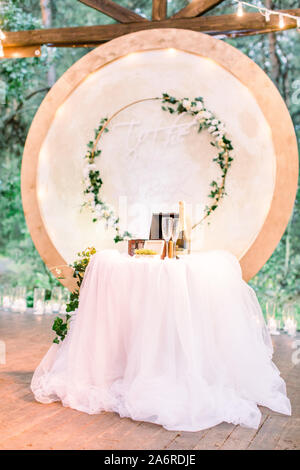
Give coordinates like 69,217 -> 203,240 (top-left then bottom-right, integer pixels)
0,311 -> 299,451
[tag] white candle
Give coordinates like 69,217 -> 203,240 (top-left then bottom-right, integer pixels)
11,300 -> 19,312
284,316 -> 297,336
3,296 -> 11,310
59,303 -> 67,314
18,299 -> 27,314
52,302 -> 60,313
45,303 -> 53,314
267,316 -> 279,335
34,300 -> 44,315
287,318 -> 297,337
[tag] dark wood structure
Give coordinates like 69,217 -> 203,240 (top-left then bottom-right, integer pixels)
1,1 -> 300,58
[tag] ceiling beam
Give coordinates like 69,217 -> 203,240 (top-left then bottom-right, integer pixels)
152,0 -> 167,21
172,0 -> 226,18
2,9 -> 300,48
78,0 -> 147,23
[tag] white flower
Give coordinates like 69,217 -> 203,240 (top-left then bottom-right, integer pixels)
95,204 -> 103,215
83,163 -> 97,179
212,131 -> 220,137
103,210 -> 112,219
195,101 -> 203,111
211,119 -> 219,126
83,166 -> 90,179
83,176 -> 91,187
88,163 -> 97,172
208,126 -> 216,133
202,111 -> 212,119
182,99 -> 191,110
84,192 -> 94,204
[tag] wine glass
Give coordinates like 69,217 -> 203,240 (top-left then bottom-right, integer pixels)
162,217 -> 173,259
172,218 -> 180,258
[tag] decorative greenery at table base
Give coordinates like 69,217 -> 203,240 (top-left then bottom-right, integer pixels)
52,247 -> 96,344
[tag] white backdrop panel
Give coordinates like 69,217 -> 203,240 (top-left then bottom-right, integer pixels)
37,49 -> 276,263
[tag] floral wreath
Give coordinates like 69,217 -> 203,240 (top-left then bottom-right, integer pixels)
82,93 -> 234,240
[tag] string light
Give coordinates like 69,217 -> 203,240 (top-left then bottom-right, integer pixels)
0,29 -> 5,58
233,1 -> 300,32
237,2 -> 244,17
279,14 -> 285,29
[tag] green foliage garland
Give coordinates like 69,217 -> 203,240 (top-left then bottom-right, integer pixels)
161,93 -> 234,227
82,119 -> 131,243
82,93 -> 234,233
52,247 -> 96,344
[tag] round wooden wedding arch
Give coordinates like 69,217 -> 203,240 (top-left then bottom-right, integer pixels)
21,28 -> 298,290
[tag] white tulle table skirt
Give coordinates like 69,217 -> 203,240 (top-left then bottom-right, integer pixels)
31,250 -> 291,431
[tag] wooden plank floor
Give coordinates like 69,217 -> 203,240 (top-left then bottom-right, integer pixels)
0,311 -> 299,450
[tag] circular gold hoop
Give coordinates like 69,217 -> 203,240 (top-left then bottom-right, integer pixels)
88,95 -> 230,231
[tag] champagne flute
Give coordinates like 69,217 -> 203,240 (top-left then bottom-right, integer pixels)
172,217 -> 180,258
162,217 -> 173,259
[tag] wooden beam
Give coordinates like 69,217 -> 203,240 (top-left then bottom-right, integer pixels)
1,46 -> 41,59
2,9 -> 300,48
78,0 -> 147,23
152,0 -> 167,21
172,0 -> 225,18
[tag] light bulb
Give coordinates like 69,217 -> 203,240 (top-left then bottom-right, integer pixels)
237,2 -> 244,17
0,42 -> 4,58
297,17 -> 300,32
265,11 -> 270,22
0,29 -> 5,40
279,14 -> 285,29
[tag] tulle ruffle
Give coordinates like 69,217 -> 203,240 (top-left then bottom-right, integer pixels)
31,250 -> 291,431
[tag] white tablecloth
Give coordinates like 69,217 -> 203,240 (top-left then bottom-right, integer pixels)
31,250 -> 291,431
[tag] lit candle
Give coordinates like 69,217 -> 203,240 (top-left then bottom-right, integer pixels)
45,302 -> 53,314
34,300 -> 44,315
286,317 -> 297,337
52,302 -> 60,314
267,316 -> 279,335
11,300 -> 19,312
59,303 -> 67,314
18,299 -> 27,314
3,296 -> 11,310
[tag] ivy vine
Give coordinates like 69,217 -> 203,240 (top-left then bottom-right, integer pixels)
82,93 -> 234,233
52,246 -> 96,344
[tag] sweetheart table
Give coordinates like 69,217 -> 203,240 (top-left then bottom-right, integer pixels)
31,250 -> 291,431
